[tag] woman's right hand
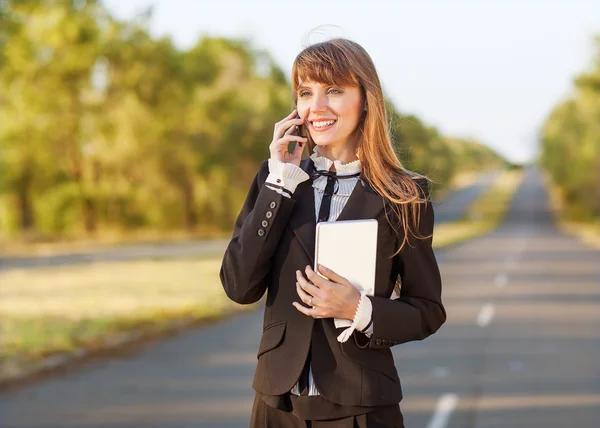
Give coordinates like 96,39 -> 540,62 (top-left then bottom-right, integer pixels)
269,109 -> 308,167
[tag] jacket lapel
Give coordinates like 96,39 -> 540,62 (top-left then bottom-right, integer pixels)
288,158 -> 317,265
289,157 -> 386,266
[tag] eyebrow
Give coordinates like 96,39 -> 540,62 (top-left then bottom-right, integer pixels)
297,84 -> 337,91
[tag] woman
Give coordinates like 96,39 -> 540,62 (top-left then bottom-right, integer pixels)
220,38 -> 446,427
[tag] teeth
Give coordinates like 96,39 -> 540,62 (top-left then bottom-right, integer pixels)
313,120 -> 336,128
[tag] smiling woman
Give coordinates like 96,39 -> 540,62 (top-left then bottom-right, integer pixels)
220,37 -> 446,427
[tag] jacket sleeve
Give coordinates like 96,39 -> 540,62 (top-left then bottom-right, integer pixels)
356,178 -> 446,348
220,160 -> 298,305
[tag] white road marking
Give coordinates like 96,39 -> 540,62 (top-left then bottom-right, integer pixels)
494,273 -> 508,288
426,393 -> 459,428
477,304 -> 495,327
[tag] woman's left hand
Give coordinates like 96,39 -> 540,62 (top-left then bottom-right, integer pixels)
293,264 -> 361,320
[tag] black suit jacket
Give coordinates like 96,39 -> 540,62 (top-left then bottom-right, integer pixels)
220,156 -> 446,407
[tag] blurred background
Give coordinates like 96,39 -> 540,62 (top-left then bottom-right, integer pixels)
0,1 -> 599,427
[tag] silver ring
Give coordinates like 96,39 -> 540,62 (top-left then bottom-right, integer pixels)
308,297 -> 313,306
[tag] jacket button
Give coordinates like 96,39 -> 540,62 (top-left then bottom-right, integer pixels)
261,220 -> 269,228
375,339 -> 382,346
257,229 -> 265,236
270,201 -> 277,209
265,211 -> 273,219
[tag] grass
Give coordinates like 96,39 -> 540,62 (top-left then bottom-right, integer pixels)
433,169 -> 524,249
0,228 -> 230,258
432,170 -> 487,201
544,174 -> 600,249
0,258 -> 255,379
0,169 -> 523,381
558,221 -> 600,249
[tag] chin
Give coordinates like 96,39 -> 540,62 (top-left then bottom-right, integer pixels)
311,138 -> 337,146
313,139 -> 346,149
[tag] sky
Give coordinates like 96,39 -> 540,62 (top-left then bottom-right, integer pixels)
103,0 -> 599,163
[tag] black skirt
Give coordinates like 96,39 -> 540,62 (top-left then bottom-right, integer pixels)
253,392 -> 404,426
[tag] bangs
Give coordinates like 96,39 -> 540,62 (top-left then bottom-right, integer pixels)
292,43 -> 360,90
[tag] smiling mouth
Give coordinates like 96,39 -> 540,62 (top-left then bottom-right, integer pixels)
310,119 -> 337,130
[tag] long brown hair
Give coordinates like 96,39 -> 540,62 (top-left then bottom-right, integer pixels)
291,38 -> 431,256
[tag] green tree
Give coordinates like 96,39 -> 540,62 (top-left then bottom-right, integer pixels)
540,35 -> 600,220
0,0 -> 507,244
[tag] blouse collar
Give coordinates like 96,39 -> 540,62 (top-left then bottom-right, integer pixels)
309,146 -> 361,196
309,145 -> 362,175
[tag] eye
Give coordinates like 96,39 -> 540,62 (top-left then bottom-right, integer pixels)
298,88 -> 342,98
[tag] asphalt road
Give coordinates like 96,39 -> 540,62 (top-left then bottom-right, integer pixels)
0,171 -> 498,272
432,171 -> 499,224
2,167 -> 599,427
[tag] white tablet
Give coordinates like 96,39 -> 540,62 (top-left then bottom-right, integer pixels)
314,219 -> 378,297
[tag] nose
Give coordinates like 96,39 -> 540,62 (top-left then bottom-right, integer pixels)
310,93 -> 328,113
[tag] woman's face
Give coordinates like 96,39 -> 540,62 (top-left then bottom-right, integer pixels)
296,80 -> 364,150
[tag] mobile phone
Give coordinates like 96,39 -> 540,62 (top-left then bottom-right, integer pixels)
287,113 -> 303,154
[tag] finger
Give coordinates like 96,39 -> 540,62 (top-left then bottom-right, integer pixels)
305,265 -> 331,288
271,136 -> 304,152
296,282 -> 314,305
292,138 -> 306,156
280,115 -> 304,129
277,135 -> 307,145
282,118 -> 302,135
281,125 -> 308,141
277,109 -> 297,124
317,264 -> 350,286
273,136 -> 306,154
283,124 -> 297,136
279,118 -> 305,138
296,270 -> 322,297
292,301 -> 320,318
274,113 -> 300,138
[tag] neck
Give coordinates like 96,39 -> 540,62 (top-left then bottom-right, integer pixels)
315,142 -> 359,172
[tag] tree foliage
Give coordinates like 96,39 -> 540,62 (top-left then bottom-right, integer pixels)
540,36 -> 600,220
0,0 -> 504,241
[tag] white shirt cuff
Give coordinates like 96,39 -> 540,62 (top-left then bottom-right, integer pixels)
354,293 -> 373,336
265,158 -> 310,196
337,291 -> 373,342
